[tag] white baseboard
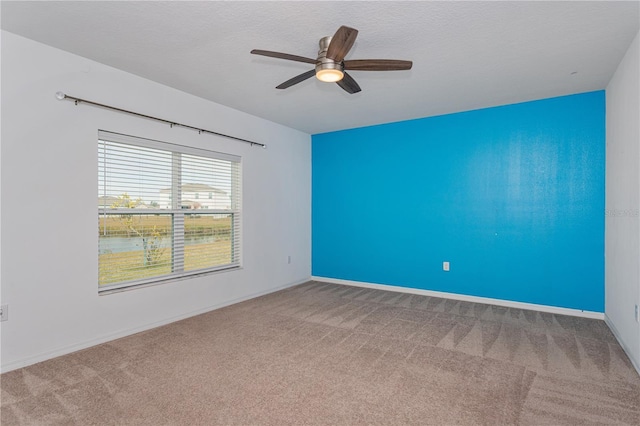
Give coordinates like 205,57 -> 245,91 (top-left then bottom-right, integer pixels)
0,277 -> 310,373
604,314 -> 640,376
311,276 -> 605,320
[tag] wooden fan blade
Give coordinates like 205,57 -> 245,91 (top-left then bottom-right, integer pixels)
344,59 -> 413,71
251,49 -> 316,65
276,69 -> 316,89
326,26 -> 358,62
336,72 -> 361,94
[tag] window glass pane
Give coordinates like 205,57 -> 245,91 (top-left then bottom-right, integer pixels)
98,214 -> 172,286
98,142 -> 172,209
183,213 -> 233,271
181,155 -> 232,210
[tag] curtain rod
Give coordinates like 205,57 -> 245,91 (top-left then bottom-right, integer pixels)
55,92 -> 266,148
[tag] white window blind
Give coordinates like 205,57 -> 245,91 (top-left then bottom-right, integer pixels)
98,131 -> 241,291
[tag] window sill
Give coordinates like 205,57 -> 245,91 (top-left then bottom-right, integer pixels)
98,265 -> 242,296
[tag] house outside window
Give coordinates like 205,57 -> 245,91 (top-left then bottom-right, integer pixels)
98,131 -> 241,291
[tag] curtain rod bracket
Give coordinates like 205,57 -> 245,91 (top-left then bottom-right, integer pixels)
55,91 -> 266,148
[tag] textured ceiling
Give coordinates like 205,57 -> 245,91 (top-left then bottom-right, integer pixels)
2,1 -> 639,135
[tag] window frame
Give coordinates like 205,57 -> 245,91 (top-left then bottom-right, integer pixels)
98,130 -> 242,293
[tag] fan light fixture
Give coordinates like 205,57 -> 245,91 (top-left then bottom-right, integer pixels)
315,36 -> 345,83
316,68 -> 344,82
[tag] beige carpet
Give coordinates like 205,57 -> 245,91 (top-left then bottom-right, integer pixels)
1,281 -> 639,425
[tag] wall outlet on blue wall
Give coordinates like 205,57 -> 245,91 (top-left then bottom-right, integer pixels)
443,262 -> 450,272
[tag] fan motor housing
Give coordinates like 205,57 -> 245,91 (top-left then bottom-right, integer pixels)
315,36 -> 344,81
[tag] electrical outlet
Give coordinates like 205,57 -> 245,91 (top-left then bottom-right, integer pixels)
443,261 -> 450,272
0,304 -> 8,322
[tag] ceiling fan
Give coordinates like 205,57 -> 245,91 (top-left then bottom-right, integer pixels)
251,25 -> 412,94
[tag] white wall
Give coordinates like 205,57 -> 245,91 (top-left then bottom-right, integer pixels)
0,31 -> 311,372
605,30 -> 640,373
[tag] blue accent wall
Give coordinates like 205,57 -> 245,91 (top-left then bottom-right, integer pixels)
312,91 -> 605,312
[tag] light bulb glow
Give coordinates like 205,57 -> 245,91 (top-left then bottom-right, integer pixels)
316,69 -> 344,83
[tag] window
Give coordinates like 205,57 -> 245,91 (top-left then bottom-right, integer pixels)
98,131 -> 241,291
